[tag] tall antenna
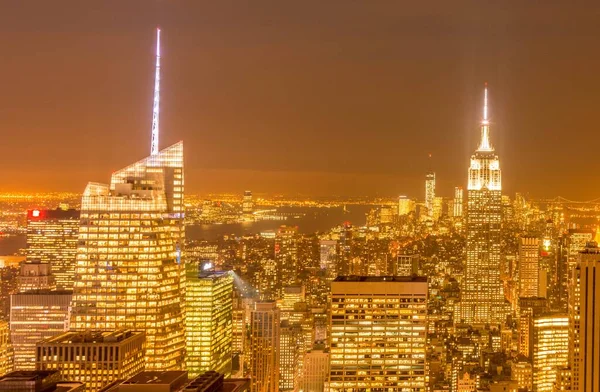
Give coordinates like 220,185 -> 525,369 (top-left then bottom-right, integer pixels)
483,82 -> 488,124
150,27 -> 161,155
478,82 -> 493,152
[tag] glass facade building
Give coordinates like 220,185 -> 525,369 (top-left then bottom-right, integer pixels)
70,142 -> 185,370
185,267 -> 234,377
532,314 -> 569,392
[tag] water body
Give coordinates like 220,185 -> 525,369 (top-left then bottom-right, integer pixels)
187,205 -> 373,240
0,235 -> 26,256
0,206 -> 375,254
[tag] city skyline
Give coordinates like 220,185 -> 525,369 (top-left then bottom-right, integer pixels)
3,4 -> 600,391
2,2 -> 600,198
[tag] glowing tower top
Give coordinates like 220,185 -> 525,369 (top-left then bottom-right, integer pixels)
468,84 -> 501,191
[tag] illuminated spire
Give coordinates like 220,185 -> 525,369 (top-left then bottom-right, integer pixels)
150,28 -> 161,155
477,83 -> 493,152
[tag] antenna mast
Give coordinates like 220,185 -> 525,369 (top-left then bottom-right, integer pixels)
150,28 -> 161,155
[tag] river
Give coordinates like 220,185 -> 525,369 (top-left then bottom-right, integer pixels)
0,205 -> 373,254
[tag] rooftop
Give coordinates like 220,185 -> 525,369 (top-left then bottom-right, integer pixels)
121,372 -> 188,387
333,275 -> 428,283
0,371 -> 58,382
27,208 -> 80,220
39,330 -> 143,345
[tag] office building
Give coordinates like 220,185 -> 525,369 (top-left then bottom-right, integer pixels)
69,141 -> 185,371
425,171 -> 435,218
461,85 -> 504,326
99,371 -> 249,392
231,295 -> 247,357
10,290 -> 72,370
574,242 -> 600,392
329,276 -> 428,391
395,254 -> 419,276
275,226 -> 298,298
518,297 -> 548,359
398,196 -> 415,216
432,196 -> 443,221
16,262 -> 56,292
279,286 -> 304,321
36,330 -> 145,392
278,321 -> 300,392
569,262 -> 581,392
185,267 -> 233,377
518,237 -> 542,298
301,349 -> 329,392
69,28 -> 185,371
0,371 -> 83,392
242,191 -> 253,215
0,321 -> 12,376
26,207 -> 79,291
566,230 -> 593,280
532,314 -> 569,392
319,240 -> 337,280
249,301 -> 280,392
453,187 -> 464,218
511,359 -> 532,391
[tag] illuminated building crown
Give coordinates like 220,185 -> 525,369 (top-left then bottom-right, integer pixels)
468,84 -> 501,191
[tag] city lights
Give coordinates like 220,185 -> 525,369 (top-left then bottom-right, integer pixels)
0,7 -> 598,392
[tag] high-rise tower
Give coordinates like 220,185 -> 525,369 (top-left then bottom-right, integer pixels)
26,207 -> 79,290
425,158 -> 435,219
70,28 -> 186,370
328,276 -> 428,391
460,84 -> 504,325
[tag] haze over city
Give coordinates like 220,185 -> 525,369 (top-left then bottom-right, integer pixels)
3,3 -> 600,392
2,1 -> 600,198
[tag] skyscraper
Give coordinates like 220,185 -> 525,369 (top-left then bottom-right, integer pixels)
0,321 -> 12,376
453,186 -> 464,218
69,28 -> 186,370
185,267 -> 234,377
573,241 -> 600,392
398,196 -> 415,216
395,254 -> 419,276
518,237 -> 542,298
425,170 -> 435,218
278,320 -> 300,392
242,191 -> 253,215
26,207 -> 79,290
301,348 -> 329,392
10,290 -> 72,370
532,314 -> 569,392
275,226 -> 299,298
461,85 -> 504,326
249,301 -> 280,392
328,276 -> 428,392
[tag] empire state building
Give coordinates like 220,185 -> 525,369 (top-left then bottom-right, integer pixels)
460,85 -> 505,326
